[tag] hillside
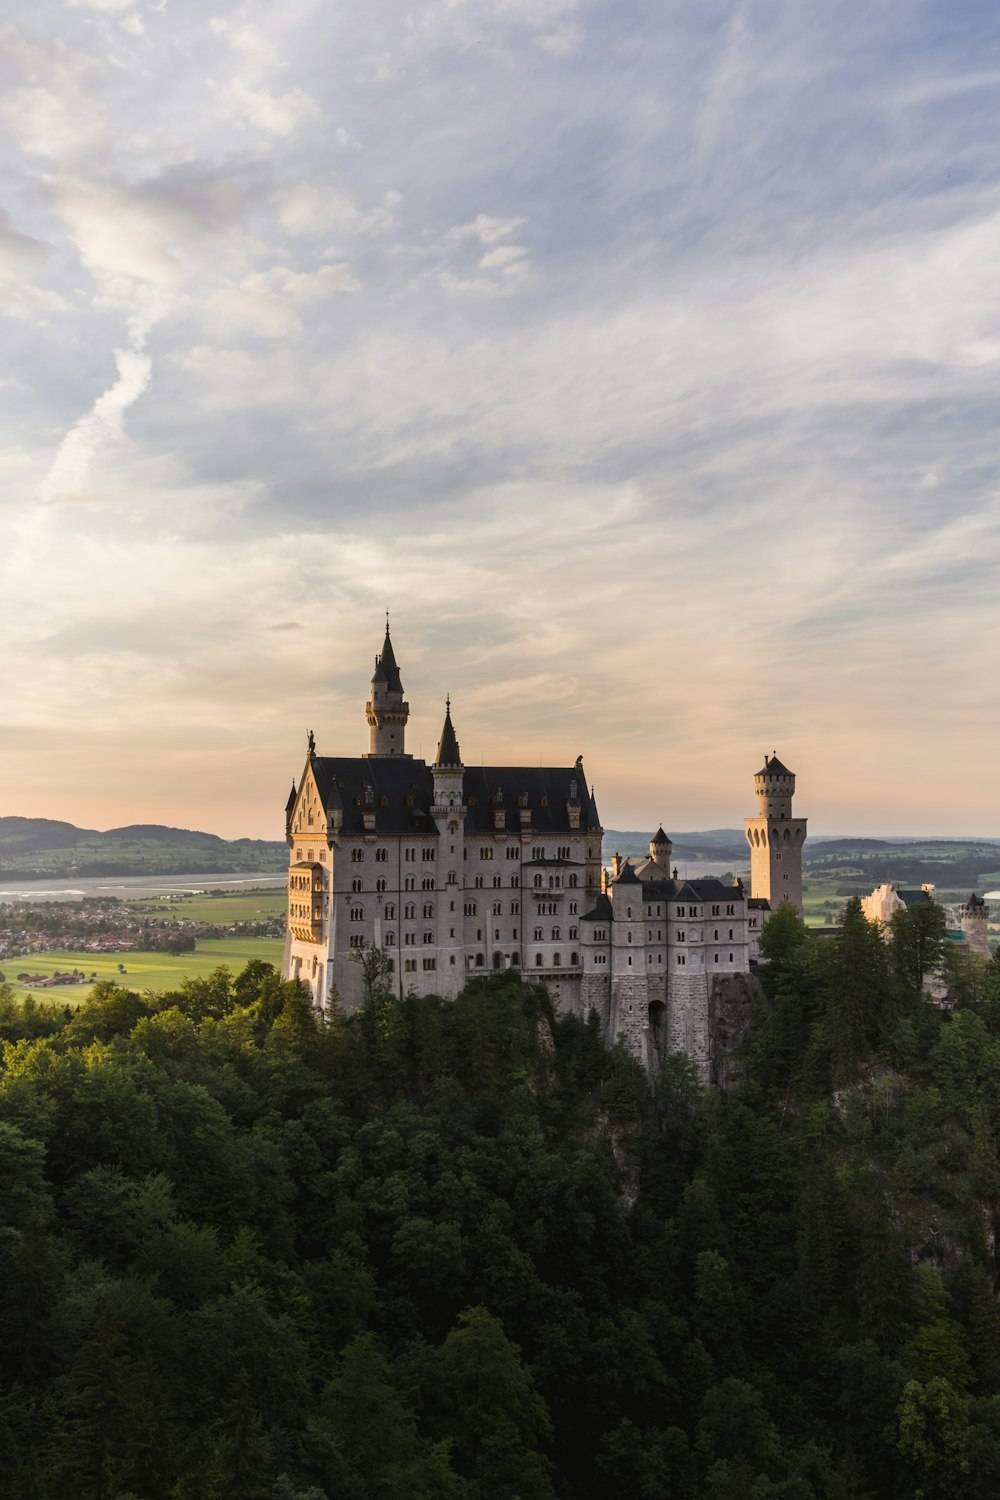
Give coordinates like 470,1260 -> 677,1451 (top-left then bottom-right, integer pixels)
0,817 -> 287,880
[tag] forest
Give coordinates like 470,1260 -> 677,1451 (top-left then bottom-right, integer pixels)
0,899 -> 999,1498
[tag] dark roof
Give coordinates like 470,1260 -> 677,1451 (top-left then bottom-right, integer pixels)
757,754 -> 794,778
434,702 -> 461,768
373,627 -> 403,693
651,826 -> 671,845
306,757 -> 601,838
581,894 -> 613,922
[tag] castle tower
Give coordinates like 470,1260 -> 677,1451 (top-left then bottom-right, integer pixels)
431,698 -> 466,994
648,826 -> 673,875
960,892 -> 990,959
364,620 -> 410,757
744,753 -> 807,914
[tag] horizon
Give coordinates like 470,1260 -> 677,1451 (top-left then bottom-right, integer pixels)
3,2 -> 998,839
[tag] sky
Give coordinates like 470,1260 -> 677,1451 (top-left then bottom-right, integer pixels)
2,0 -> 999,840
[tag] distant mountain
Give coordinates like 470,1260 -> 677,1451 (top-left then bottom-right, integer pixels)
0,817 -> 287,879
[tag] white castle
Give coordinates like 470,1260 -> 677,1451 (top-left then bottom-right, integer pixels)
282,625 -> 806,1078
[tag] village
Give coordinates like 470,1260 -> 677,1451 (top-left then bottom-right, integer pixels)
0,894 -> 284,981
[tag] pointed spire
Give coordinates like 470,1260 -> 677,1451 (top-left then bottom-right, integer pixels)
434,696 -> 462,768
376,621 -> 403,693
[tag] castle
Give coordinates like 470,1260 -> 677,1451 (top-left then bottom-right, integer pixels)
282,625 -> 806,1078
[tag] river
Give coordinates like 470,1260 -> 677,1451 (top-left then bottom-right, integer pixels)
0,872 -> 288,903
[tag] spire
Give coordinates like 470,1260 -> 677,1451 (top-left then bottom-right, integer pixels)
376,621 -> 403,693
434,696 -> 462,768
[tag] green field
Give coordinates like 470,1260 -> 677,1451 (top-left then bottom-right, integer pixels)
136,888 -> 287,923
2,937 -> 285,1004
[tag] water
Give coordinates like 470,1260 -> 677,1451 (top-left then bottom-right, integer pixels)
0,872 -> 287,904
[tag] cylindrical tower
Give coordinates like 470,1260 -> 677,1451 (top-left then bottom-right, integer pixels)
744,753 -> 807,915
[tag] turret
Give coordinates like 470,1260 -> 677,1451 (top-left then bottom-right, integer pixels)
754,753 -> 795,820
744,752 -> 807,915
365,619 -> 410,757
648,825 -> 672,873
960,892 -> 990,959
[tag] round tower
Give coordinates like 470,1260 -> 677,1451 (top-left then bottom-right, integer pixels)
648,826 -> 673,874
960,892 -> 990,959
744,752 -> 807,915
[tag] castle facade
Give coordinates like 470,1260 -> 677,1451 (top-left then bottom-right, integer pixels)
282,626 -> 806,1078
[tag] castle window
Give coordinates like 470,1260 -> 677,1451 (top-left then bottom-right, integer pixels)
351,849 -> 363,863
375,848 -> 388,863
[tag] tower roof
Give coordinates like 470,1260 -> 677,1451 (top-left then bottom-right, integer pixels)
651,826 -> 671,845
433,698 -> 462,768
373,624 -> 403,693
757,753 -> 793,778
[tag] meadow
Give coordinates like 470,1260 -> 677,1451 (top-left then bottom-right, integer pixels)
3,937 -> 284,1003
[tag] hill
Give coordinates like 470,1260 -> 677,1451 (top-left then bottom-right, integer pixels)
0,817 -> 287,880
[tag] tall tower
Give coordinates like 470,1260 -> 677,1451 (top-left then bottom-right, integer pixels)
960,892 -> 990,958
744,754 -> 807,914
364,620 -> 410,757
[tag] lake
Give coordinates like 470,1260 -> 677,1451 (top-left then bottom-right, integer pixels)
0,872 -> 288,904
